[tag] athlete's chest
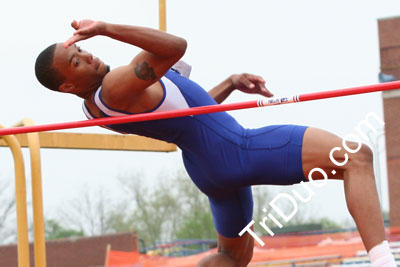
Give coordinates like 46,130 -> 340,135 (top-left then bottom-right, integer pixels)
85,81 -> 164,116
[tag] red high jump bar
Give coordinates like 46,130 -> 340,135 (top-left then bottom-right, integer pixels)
1,80 -> 399,136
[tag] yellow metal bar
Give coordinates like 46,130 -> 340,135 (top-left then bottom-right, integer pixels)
0,125 -> 30,267
15,119 -> 46,267
159,0 -> 167,32
0,132 -> 176,152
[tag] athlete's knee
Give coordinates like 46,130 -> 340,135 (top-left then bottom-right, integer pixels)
197,243 -> 253,267
359,143 -> 373,161
345,142 -> 373,170
229,239 -> 254,266
197,252 -> 239,267
242,246 -> 254,266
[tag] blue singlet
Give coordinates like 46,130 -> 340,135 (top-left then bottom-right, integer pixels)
83,70 -> 307,238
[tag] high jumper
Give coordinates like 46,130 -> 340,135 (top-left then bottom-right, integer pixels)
31,20 -> 395,266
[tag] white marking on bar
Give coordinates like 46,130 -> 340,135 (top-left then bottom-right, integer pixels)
261,96 -> 295,106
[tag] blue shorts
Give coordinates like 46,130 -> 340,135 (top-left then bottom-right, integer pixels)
183,124 -> 308,238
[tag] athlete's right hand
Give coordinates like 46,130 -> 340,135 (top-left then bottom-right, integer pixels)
231,73 -> 274,98
64,20 -> 106,48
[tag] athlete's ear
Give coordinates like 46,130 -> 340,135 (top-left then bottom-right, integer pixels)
59,82 -> 75,93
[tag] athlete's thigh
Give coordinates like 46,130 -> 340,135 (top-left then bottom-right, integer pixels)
301,127 -> 348,180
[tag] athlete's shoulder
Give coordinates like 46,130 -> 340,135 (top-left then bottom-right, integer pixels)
101,66 -> 128,93
99,65 -> 143,106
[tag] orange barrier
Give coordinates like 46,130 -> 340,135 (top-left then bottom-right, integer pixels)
105,248 -> 217,267
257,231 -> 362,249
257,227 -> 400,250
105,250 -> 140,266
105,228 -> 400,266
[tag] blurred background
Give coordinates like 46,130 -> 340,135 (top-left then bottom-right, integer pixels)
0,1 -> 399,266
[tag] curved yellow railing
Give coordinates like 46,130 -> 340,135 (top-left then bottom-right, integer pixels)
0,124 -> 30,267
14,119 -> 46,267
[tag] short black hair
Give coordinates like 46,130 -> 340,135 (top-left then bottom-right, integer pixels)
35,43 -> 65,92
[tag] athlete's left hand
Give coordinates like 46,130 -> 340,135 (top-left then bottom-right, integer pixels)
231,73 -> 273,97
64,20 -> 106,48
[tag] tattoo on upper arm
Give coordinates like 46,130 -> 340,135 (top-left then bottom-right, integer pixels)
134,61 -> 157,81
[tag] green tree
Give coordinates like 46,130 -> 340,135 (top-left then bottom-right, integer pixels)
318,217 -> 342,230
119,172 -> 182,245
106,202 -> 135,233
119,170 -> 217,244
59,185 -> 128,236
252,185 -> 273,235
45,219 -> 84,240
173,171 -> 216,240
175,210 -> 215,239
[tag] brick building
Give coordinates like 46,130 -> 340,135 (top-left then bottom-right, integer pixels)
0,232 -> 138,267
378,16 -> 400,227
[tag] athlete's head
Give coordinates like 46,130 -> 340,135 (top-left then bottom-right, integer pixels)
35,43 -> 109,98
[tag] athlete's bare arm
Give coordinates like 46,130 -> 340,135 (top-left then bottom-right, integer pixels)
65,20 -> 187,108
209,73 -> 273,104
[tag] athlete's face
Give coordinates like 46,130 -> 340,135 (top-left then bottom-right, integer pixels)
52,43 -> 109,96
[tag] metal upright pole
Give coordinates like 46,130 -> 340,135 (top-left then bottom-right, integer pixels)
159,0 -> 166,32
